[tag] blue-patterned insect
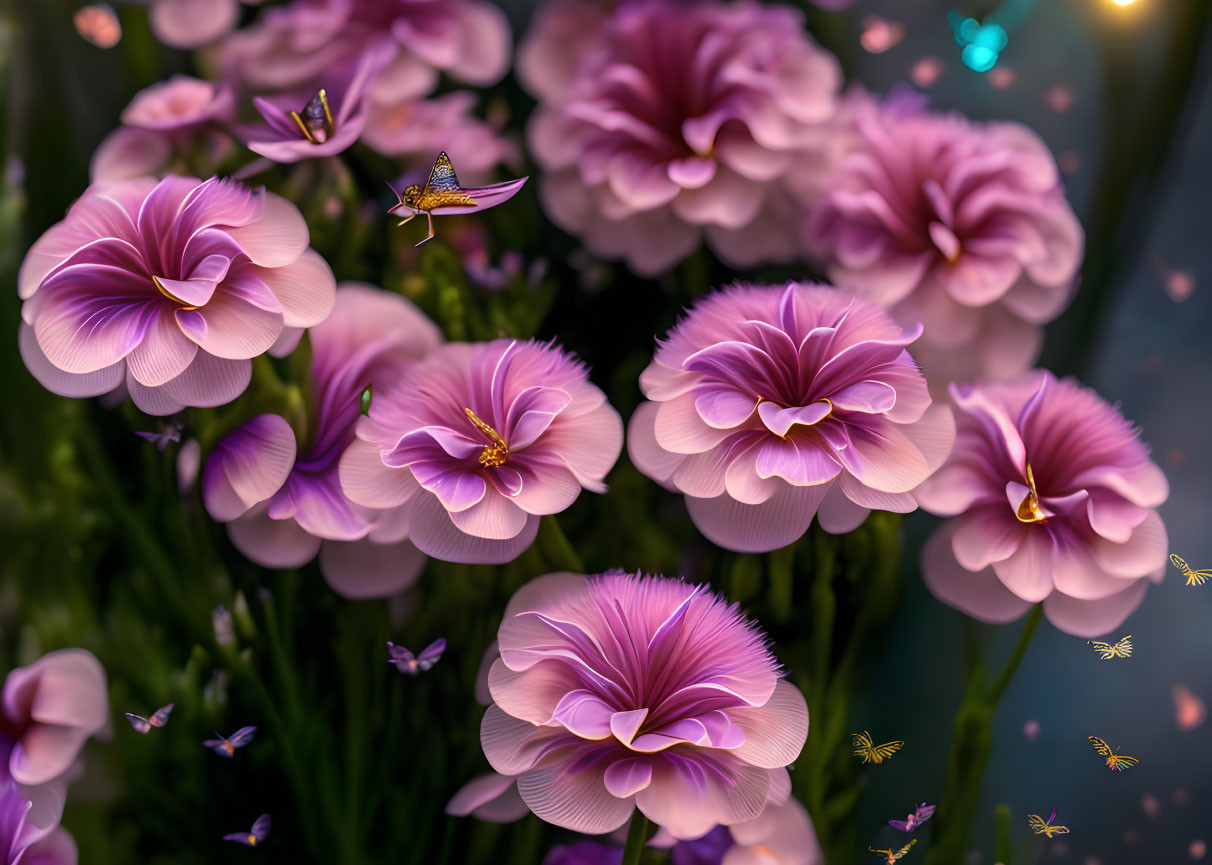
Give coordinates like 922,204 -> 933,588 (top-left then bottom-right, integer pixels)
203,725 -> 256,757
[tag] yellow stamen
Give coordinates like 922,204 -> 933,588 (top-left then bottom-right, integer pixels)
464,407 -> 509,467
287,110 -> 317,144
1015,462 -> 1047,523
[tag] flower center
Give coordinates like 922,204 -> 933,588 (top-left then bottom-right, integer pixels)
1015,462 -> 1047,523
289,89 -> 334,145
464,407 -> 509,467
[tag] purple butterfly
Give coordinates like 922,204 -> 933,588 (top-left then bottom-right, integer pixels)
203,725 -> 256,757
223,814 -> 271,846
888,803 -> 936,833
134,424 -> 182,452
387,638 -> 446,675
123,703 -> 174,734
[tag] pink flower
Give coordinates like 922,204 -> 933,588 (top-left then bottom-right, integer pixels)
806,98 -> 1083,385
243,41 -> 394,163
515,0 -> 611,103
341,339 -> 623,564
19,176 -> 336,415
147,0 -> 244,49
0,782 -> 76,865
663,798 -> 822,865
2,650 -> 108,790
222,0 -> 511,95
480,572 -> 808,838
526,0 -> 841,275
203,284 -> 441,598
629,283 -> 954,553
91,76 -> 236,183
915,371 -> 1169,637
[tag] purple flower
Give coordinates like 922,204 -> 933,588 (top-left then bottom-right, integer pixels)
916,371 -> 1169,637
340,339 -> 623,565
629,283 -> 954,553
806,96 -> 1083,385
479,572 -> 809,839
515,0 -> 612,103
0,782 -> 76,865
90,76 -> 236,183
203,284 -> 441,598
147,0 -> 244,49
526,0 -> 841,275
244,41 -> 394,163
19,176 -> 336,415
542,841 -> 623,865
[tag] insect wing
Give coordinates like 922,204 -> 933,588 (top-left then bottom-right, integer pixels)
227,726 -> 256,749
1027,814 -> 1046,832
250,814 -> 271,842
1189,570 -> 1212,586
851,731 -> 872,756
915,804 -> 935,822
888,818 -> 912,832
387,641 -> 417,673
222,832 -> 257,846
150,703 -> 174,727
1109,754 -> 1139,771
873,740 -> 904,762
124,713 -> 151,734
417,638 -> 446,671
1088,736 -> 1112,756
1089,640 -> 1113,658
423,152 -> 462,194
1113,636 -> 1133,657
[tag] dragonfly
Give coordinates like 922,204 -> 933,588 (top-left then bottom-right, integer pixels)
223,814 -> 271,847
1088,736 -> 1139,771
204,726 -> 257,757
387,639 -> 446,675
852,731 -> 904,764
1171,554 -> 1212,586
1088,635 -> 1132,659
134,424 -> 182,452
1027,807 -> 1069,838
387,151 -> 528,246
869,840 -> 916,862
124,703 -> 173,734
888,803 -> 935,833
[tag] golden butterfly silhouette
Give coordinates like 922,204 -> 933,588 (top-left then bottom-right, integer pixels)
1087,634 -> 1132,659
386,151 -> 527,246
868,839 -> 916,862
1088,736 -> 1138,771
852,731 -> 904,764
1170,554 -> 1211,587
1027,807 -> 1070,837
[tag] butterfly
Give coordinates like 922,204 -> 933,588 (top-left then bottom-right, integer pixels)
386,152 -> 528,246
852,731 -> 904,764
1088,736 -> 1139,771
223,813 -> 271,846
203,726 -> 256,757
135,424 -> 182,452
1027,807 -> 1069,838
387,639 -> 446,675
888,803 -> 935,833
868,839 -> 916,862
1088,635 -> 1132,659
123,703 -> 174,734
1171,554 -> 1212,587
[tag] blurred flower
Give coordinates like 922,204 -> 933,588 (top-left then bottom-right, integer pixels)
203,284 -> 440,598
516,0 -> 612,103
91,76 -> 236,182
341,339 -> 622,564
806,98 -> 1083,386
859,16 -> 904,54
146,0 -> 245,49
916,371 -> 1169,637
1,650 -> 107,790
243,41 -> 393,163
213,604 -> 236,646
479,572 -> 808,838
629,283 -> 954,553
543,841 -> 623,865
526,0 -> 842,275
222,0 -> 511,99
0,782 -> 76,865
177,438 -> 202,493
18,176 -> 335,415
74,4 -> 121,49
446,772 -> 530,823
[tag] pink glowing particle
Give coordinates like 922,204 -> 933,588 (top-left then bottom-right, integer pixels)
860,16 -> 905,54
987,66 -> 1016,89
1043,85 -> 1076,113
74,4 -> 121,48
1058,150 -> 1080,175
1023,720 -> 1041,741
1174,683 -> 1207,730
1191,840 -> 1207,859
911,57 -> 944,88
1142,793 -> 1161,818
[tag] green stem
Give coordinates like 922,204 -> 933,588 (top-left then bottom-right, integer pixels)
988,604 -> 1043,704
621,811 -> 651,865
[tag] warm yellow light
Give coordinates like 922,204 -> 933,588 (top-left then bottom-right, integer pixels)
1109,0 -> 1138,6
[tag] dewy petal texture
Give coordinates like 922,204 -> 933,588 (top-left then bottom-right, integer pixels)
203,284 -> 441,598
479,572 -> 808,839
341,339 -> 623,565
916,371 -> 1169,637
18,176 -> 335,414
806,92 -> 1083,386
628,282 -> 952,552
524,0 -> 842,274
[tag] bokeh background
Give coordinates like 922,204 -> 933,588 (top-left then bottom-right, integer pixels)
1,1 -> 1210,864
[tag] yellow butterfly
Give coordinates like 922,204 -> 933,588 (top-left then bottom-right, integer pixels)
1088,736 -> 1139,771
852,731 -> 904,764
1087,635 -> 1132,659
868,839 -> 916,862
1027,807 -> 1070,838
1171,554 -> 1212,587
